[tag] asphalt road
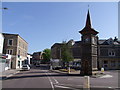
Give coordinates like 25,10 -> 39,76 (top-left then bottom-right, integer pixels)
2,65 -> 120,90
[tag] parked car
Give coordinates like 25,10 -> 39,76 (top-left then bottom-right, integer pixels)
22,65 -> 30,71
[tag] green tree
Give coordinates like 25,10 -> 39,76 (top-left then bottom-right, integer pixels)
42,48 -> 51,64
61,41 -> 74,68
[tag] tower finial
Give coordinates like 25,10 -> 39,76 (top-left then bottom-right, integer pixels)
85,9 -> 91,28
88,4 -> 89,9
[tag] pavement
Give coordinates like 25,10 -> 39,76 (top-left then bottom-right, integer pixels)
50,69 -> 105,77
0,69 -> 20,80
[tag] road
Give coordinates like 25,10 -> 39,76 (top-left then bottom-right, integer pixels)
2,65 -> 119,90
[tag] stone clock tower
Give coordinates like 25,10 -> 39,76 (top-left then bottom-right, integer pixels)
79,10 -> 99,75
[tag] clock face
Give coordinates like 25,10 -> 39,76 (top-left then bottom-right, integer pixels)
85,38 -> 89,42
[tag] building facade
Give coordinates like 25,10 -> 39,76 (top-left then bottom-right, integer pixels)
51,10 -> 120,70
98,38 -> 120,70
0,33 -> 4,54
32,51 -> 43,65
3,33 -> 28,69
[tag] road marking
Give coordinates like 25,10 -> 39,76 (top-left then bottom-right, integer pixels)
47,72 -> 59,84
53,77 -> 59,84
91,85 -> 116,88
100,74 -> 113,78
55,85 -> 79,90
55,85 -> 71,89
45,73 -> 54,90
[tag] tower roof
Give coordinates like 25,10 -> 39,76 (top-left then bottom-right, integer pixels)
79,10 -> 99,35
85,10 -> 91,28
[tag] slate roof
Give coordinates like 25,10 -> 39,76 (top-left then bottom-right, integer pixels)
98,38 -> 120,45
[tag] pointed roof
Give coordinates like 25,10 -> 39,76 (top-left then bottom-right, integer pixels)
79,10 -> 99,35
85,10 -> 91,28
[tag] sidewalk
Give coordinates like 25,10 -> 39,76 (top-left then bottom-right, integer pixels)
50,69 -> 80,75
0,69 -> 20,80
50,69 -> 106,77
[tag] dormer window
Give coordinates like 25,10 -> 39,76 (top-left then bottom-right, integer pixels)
108,49 -> 115,56
107,38 -> 113,45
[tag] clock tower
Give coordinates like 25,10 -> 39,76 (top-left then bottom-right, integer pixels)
79,10 -> 99,75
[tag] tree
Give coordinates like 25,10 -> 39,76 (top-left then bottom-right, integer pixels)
42,48 -> 51,64
61,41 -> 74,68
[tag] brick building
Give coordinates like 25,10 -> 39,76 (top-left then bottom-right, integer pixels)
2,33 -> 28,69
32,51 -> 43,65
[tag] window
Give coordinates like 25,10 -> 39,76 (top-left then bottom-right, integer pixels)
104,61 -> 108,64
18,61 -> 20,66
108,50 -> 115,56
8,39 -> 13,46
111,61 -> 116,67
6,49 -> 13,55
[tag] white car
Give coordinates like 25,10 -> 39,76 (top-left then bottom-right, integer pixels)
22,65 -> 30,71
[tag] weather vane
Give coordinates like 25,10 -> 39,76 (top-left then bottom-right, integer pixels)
88,4 -> 90,9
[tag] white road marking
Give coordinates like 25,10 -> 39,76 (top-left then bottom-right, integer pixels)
91,85 -> 115,88
55,85 -> 71,88
53,77 -> 59,84
45,73 -> 54,90
55,85 -> 79,90
47,72 -> 59,84
100,74 -> 113,78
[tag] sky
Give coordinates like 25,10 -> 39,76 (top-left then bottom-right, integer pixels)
2,2 -> 118,54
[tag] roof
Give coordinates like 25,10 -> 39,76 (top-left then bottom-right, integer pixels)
73,41 -> 82,46
51,43 -> 64,48
98,38 -> 120,45
2,33 -> 28,44
79,10 -> 99,35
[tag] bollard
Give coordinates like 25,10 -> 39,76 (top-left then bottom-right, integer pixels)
101,67 -> 104,74
68,67 -> 70,74
50,65 -> 52,70
83,76 -> 90,90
